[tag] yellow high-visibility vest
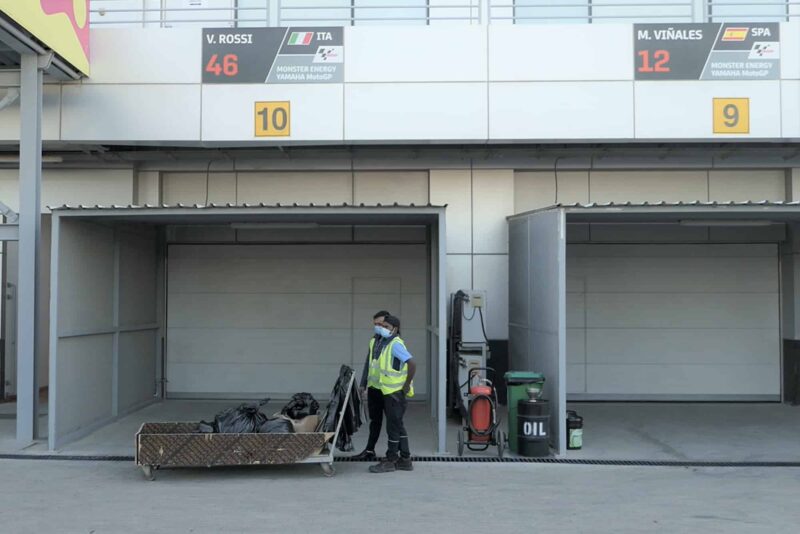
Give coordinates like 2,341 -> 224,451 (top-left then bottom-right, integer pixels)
367,338 -> 382,389
377,336 -> 414,398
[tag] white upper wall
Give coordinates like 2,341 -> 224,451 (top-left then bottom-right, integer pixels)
0,169 -> 135,212
0,22 -> 798,144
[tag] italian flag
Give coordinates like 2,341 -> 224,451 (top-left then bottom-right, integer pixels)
288,32 -> 314,46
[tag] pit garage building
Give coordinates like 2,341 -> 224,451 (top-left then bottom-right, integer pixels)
0,2 -> 799,460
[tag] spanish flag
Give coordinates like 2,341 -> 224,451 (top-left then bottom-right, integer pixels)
722,27 -> 749,42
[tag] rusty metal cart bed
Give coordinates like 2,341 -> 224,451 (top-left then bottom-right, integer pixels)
135,373 -> 355,479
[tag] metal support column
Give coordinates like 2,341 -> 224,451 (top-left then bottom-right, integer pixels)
16,53 -> 42,446
479,0 -> 490,24
692,0 -> 706,22
270,0 -> 280,27
436,212 -> 447,454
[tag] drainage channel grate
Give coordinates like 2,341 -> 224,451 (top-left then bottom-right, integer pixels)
0,454 -> 134,462
1,453 -> 798,467
337,456 -> 800,467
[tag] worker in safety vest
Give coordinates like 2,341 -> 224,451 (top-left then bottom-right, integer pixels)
351,310 -> 392,462
368,314 -> 416,473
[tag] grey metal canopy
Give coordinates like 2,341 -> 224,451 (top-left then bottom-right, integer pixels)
507,201 -> 800,456
50,203 -> 446,225
47,204 -> 448,453
511,201 -> 800,223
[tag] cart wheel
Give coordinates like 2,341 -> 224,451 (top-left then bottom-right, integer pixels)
141,465 -> 155,481
457,430 -> 464,457
497,431 -> 505,459
321,463 -> 336,477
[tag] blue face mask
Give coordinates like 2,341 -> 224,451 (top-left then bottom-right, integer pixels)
377,326 -> 393,339
373,325 -> 383,336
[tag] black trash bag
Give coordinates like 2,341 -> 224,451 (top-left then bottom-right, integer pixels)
320,365 -> 362,451
258,417 -> 294,434
197,421 -> 216,433
281,393 -> 319,419
214,399 -> 269,434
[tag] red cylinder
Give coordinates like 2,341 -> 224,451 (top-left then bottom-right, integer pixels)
469,384 -> 493,442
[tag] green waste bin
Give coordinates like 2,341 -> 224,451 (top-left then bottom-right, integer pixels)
504,371 -> 545,453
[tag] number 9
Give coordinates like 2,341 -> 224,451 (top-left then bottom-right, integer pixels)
723,104 -> 739,127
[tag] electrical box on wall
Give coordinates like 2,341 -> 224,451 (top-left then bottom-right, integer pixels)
460,290 -> 487,344
470,292 -> 483,308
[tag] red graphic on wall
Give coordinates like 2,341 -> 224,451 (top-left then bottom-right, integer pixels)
40,0 -> 90,57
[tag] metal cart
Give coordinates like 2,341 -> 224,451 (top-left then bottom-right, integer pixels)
135,373 -> 355,479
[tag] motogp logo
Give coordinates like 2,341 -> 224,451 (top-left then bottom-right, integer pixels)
749,42 -> 780,60
313,46 -> 343,64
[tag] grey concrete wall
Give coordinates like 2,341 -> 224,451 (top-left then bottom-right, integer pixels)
781,223 -> 800,342
3,216 -> 53,395
149,166 -> 793,346
50,219 -> 158,449
165,242 -> 429,398
566,244 -> 780,399
52,219 -> 115,448
117,228 -> 158,413
38,217 -> 51,391
508,210 -> 567,455
515,169 -> 788,212
508,218 -> 530,372
529,211 -> 567,456
566,223 -> 787,244
117,329 -> 157,413
0,169 -> 135,212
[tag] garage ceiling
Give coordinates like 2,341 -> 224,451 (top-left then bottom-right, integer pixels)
0,40 -> 19,69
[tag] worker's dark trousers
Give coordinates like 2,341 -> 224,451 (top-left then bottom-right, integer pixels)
384,391 -> 411,460
365,387 -> 384,452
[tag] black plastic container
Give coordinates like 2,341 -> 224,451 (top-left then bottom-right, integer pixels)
566,410 -> 583,450
517,399 -> 550,457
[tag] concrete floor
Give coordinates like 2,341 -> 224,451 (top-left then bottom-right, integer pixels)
0,459 -> 798,533
567,402 -> 800,462
0,396 -> 48,452
35,400 -> 438,457
1,399 -> 799,462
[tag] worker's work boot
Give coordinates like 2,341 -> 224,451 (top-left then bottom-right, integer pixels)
351,449 -> 377,461
395,457 -> 414,471
368,459 -> 397,473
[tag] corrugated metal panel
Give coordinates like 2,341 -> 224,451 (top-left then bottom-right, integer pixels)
49,202 -> 446,211
508,200 -> 800,220
558,200 -> 800,208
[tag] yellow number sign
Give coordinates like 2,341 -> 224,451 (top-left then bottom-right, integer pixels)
713,98 -> 749,134
254,101 -> 290,137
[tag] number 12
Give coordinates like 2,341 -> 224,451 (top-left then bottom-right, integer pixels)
638,50 -> 671,73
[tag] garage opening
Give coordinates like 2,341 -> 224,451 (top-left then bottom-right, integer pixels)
47,204 -> 447,454
509,202 -> 800,460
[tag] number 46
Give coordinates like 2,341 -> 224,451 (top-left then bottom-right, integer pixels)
205,53 -> 239,77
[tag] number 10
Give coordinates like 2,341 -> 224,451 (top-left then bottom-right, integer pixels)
254,101 -> 291,137
257,107 -> 288,132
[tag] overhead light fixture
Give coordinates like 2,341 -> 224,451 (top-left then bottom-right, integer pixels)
679,219 -> 774,227
230,222 -> 320,230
